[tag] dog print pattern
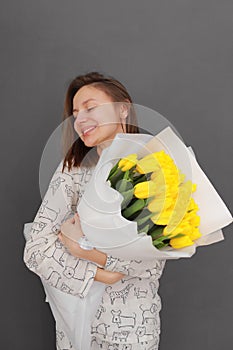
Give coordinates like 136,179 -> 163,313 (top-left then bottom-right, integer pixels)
56,322 -> 159,350
23,163 -> 98,299
23,161 -> 166,349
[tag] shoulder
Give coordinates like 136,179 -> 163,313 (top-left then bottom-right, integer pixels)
54,160 -> 95,183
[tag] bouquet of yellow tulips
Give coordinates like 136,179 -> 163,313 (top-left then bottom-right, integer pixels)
67,126 -> 231,261
107,150 -> 201,250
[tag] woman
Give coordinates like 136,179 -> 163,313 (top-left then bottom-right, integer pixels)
23,71 -> 166,350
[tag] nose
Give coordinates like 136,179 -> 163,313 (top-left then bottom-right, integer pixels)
74,109 -> 88,124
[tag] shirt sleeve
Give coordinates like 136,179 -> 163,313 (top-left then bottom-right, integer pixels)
104,255 -> 166,280
23,160 -> 98,299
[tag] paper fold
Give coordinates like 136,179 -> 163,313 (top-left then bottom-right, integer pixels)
77,127 -> 232,260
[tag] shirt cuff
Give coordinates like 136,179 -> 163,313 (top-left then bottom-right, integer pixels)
104,255 -> 131,273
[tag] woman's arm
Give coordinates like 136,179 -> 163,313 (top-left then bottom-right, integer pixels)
57,232 -> 124,284
57,198 -> 166,282
59,224 -> 165,281
57,222 -> 125,284
23,161 -> 106,298
103,255 -> 166,280
94,268 -> 125,284
59,240 -> 107,267
57,215 -> 108,267
61,224 -> 166,280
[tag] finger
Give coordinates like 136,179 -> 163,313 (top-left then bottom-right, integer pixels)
74,212 -> 80,223
64,217 -> 75,225
67,216 -> 75,223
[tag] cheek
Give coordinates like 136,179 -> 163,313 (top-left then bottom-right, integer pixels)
73,119 -> 79,130
73,121 -> 83,138
98,113 -> 121,129
96,105 -> 120,125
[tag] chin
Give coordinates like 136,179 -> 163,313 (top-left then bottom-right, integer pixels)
83,139 -> 98,148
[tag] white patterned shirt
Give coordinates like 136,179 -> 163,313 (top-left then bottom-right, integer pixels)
23,160 -> 166,346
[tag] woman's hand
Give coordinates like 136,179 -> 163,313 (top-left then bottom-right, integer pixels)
60,212 -> 84,242
58,230 -> 84,258
57,213 -> 85,258
58,213 -> 125,283
58,213 -> 108,267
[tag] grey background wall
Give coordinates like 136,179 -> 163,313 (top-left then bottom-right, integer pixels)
1,1 -> 232,349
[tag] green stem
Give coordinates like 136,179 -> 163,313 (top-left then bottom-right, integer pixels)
149,226 -> 165,240
122,198 -> 145,219
135,212 -> 154,227
110,169 -> 125,188
107,161 -> 120,180
133,174 -> 147,185
120,188 -> 134,210
117,170 -> 130,193
138,224 -> 150,234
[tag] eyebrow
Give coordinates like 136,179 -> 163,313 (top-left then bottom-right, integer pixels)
72,98 -> 97,113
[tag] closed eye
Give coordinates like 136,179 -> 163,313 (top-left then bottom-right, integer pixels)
72,105 -> 98,119
86,106 -> 97,112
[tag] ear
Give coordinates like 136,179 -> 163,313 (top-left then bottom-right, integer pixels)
120,103 -> 129,120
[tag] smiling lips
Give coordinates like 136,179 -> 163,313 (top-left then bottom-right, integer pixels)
81,125 -> 97,136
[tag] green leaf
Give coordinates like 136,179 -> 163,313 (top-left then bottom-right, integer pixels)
153,241 -> 169,249
120,188 -> 135,210
107,161 -> 120,180
138,224 -> 150,234
135,212 -> 154,227
149,226 -> 164,239
116,171 -> 133,193
133,174 -> 147,185
122,198 -> 145,219
144,196 -> 155,206
110,169 -> 125,188
152,235 -> 168,244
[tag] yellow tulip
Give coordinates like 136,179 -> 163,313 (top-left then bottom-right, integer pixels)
148,195 -> 173,213
187,198 -> 199,212
189,227 -> 201,240
164,210 -> 201,240
153,150 -> 171,162
179,172 -> 186,183
136,154 -> 161,174
151,209 -> 173,225
118,153 -> 138,171
188,213 -> 200,226
192,183 -> 197,192
134,180 -> 157,198
151,171 -> 166,189
163,222 -> 185,236
170,235 -> 194,249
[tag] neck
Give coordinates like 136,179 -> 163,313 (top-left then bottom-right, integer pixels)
96,140 -> 112,156
96,123 -> 126,156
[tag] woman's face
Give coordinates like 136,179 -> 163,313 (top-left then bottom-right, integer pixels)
73,85 -> 126,155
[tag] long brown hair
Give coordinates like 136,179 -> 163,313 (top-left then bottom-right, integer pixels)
61,71 -> 140,172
